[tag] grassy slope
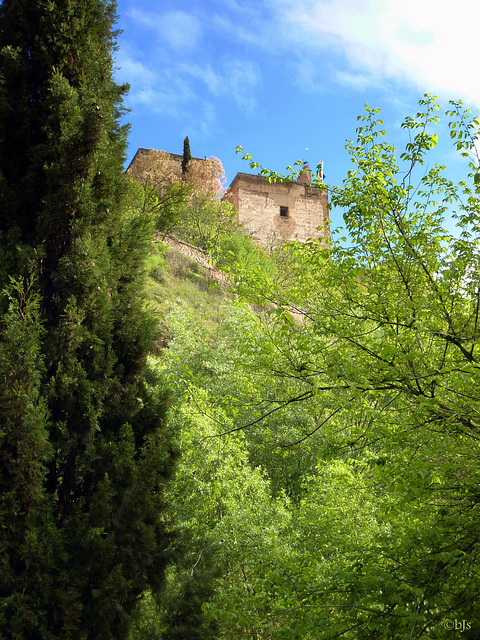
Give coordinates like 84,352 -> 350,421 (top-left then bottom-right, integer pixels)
145,240 -> 231,345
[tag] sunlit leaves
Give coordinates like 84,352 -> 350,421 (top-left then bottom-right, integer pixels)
150,95 -> 480,639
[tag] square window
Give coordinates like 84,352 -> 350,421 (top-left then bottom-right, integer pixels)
280,206 -> 289,218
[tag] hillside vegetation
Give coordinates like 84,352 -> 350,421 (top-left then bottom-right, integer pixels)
129,96 -> 480,640
1,3 -> 479,633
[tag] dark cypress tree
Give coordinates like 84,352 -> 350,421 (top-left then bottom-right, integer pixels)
181,135 -> 192,175
0,2 -> 174,638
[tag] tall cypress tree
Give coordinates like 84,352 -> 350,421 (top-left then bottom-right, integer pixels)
0,2 -> 174,638
181,135 -> 192,175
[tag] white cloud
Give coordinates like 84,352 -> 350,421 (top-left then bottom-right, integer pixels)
196,102 -> 217,137
115,47 -> 196,117
181,63 -> 223,96
114,49 -> 157,87
334,70 -> 379,91
128,9 -> 202,53
226,60 -> 261,111
178,59 -> 261,113
115,53 -> 259,142
116,5 -> 262,126
269,0 -> 480,107
160,10 -> 203,51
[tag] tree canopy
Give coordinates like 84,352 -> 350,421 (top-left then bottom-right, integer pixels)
140,95 -> 480,639
0,2 -> 174,638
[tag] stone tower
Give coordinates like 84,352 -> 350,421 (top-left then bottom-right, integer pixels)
126,148 -> 329,248
224,163 -> 329,247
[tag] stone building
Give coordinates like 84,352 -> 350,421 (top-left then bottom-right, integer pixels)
127,148 -> 329,247
126,148 -> 225,198
126,148 -> 204,180
224,164 -> 329,247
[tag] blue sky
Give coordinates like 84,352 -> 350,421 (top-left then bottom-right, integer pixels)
114,0 -> 480,234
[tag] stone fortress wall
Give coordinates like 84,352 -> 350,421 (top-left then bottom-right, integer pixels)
127,148 -> 191,178
127,148 -> 329,248
224,168 -> 329,247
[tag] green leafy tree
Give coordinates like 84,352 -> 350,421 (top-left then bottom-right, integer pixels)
126,174 -> 191,237
214,95 -> 480,636
0,2 -> 174,639
177,194 -> 237,250
126,149 -> 191,236
129,95 -> 480,638
141,308 -> 295,640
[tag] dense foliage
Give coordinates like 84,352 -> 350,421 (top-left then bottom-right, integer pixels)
2,10 -> 479,635
126,147 -> 233,246
133,96 -> 480,639
0,2 -> 174,638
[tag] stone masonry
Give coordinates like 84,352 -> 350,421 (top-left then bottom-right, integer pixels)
224,165 -> 329,247
126,147 -> 204,178
127,148 -> 329,248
